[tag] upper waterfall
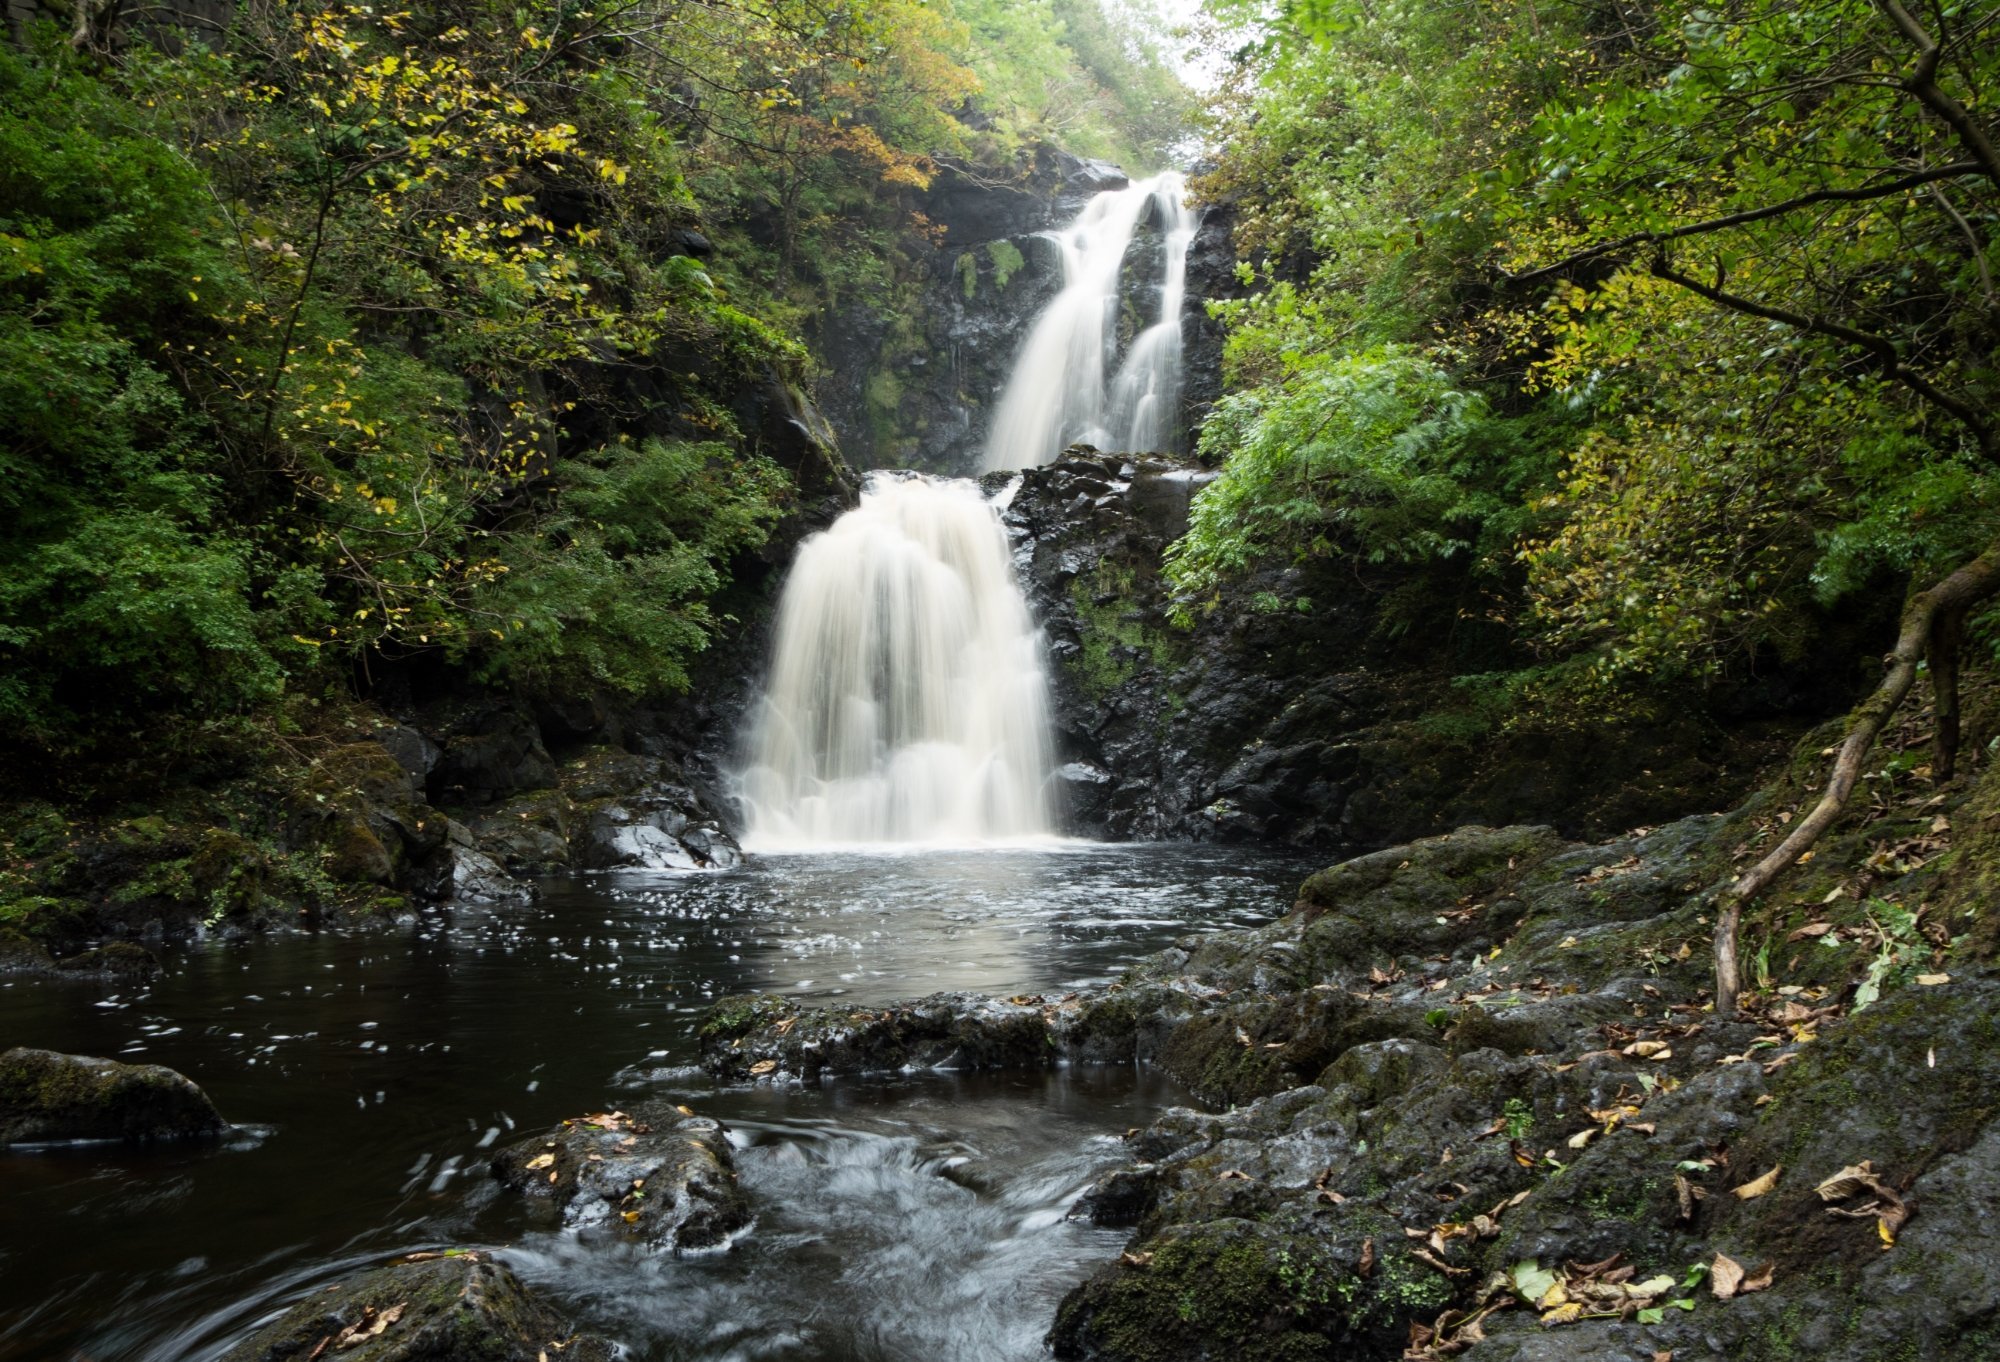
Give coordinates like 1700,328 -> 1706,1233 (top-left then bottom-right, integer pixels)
982,171 -> 1195,473
734,475 -> 1057,849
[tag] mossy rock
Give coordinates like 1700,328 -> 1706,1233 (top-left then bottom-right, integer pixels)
219,1253 -> 614,1362
1050,1219 -> 1343,1361
324,815 -> 395,885
0,894 -> 91,945
0,1047 -> 225,1145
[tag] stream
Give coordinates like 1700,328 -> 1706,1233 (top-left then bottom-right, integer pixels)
0,842 -> 1317,1362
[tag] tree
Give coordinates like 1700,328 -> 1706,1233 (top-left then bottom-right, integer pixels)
1493,0 -> 2000,1014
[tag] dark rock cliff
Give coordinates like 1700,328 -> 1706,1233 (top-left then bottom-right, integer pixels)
997,451 -> 1801,853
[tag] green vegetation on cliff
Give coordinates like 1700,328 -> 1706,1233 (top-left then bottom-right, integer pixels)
0,0 -> 1191,779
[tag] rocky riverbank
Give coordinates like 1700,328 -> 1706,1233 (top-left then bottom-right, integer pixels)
696,727 -> 2000,1361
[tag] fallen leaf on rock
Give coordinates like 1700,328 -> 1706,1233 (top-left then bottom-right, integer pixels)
1917,973 -> 1951,986
1510,1260 -> 1558,1306
525,1153 -> 556,1171
334,1303 -> 404,1350
748,1059 -> 778,1076
1218,1168 -> 1252,1181
1787,922 -> 1834,942
1733,1166 -> 1782,1200
1741,1262 -> 1775,1293
1623,1040 -> 1672,1059
1360,1236 -> 1375,1277
1711,1253 -> 1744,1299
621,1210 -> 640,1223
1120,1251 -> 1153,1268
1566,1128 -> 1597,1150
1815,1160 -> 1910,1245
1539,1303 -> 1584,1328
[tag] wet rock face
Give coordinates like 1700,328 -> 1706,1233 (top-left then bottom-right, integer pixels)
463,744 -> 742,879
491,1103 -> 750,1252
0,1047 -> 225,1145
218,1253 -> 614,1362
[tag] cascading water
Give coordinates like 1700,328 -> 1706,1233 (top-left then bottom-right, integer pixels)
982,171 -> 1194,472
736,172 -> 1195,847
735,474 -> 1057,848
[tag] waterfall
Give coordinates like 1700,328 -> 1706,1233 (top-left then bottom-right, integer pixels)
982,171 -> 1194,472
735,474 -> 1057,849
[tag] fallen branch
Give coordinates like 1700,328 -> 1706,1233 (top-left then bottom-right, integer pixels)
1714,542 -> 2000,1015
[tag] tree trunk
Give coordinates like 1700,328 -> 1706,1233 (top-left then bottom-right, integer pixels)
1933,604 -> 1966,783
1714,541 -> 2000,1017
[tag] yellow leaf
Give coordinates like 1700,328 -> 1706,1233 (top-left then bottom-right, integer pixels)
525,1152 -> 556,1171
1732,1165 -> 1782,1200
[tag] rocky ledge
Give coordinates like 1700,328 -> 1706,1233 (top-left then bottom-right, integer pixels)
698,781 -> 2000,1361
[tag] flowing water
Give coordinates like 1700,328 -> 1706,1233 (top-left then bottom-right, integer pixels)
2,163 -> 1218,1362
0,844 -> 1319,1361
983,172 -> 1194,472
734,475 -> 1057,850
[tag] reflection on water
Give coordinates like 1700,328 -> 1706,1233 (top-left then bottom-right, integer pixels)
0,843 -> 1315,1361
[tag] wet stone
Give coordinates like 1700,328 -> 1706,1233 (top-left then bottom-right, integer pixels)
491,1102 -> 750,1252
1,1047 -> 226,1145
219,1253 -> 614,1362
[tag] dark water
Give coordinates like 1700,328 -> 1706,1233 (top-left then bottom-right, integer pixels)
0,843 -> 1317,1362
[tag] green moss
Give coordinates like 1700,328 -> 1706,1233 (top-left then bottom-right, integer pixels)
1068,559 -> 1170,700
863,367 -> 904,444
1053,1222 -> 1338,1362
696,993 -> 794,1041
956,251 -> 978,300
0,894 -> 88,943
986,239 -> 1025,291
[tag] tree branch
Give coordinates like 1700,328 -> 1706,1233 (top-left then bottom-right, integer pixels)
1647,254 -> 1995,461
1714,541 -> 2000,1014
1502,161 -> 1983,285
1874,0 -> 2000,188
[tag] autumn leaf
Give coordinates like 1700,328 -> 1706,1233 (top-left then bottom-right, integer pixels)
1732,1165 -> 1782,1200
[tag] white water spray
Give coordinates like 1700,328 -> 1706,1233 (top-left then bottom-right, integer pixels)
735,475 -> 1057,849
982,171 -> 1194,472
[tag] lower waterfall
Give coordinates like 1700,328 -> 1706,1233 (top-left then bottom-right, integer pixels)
734,474 -> 1058,849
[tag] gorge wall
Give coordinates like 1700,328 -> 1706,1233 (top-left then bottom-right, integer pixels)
996,452 -> 1828,853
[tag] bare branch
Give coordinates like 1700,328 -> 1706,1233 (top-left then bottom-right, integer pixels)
1647,253 -> 1995,461
1503,161 -> 1983,285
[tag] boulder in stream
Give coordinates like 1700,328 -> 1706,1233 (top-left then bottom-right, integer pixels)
220,1252 -> 613,1362
491,1103 -> 750,1251
0,1047 -> 226,1145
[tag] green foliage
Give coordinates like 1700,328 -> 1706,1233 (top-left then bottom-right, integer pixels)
1166,347 -> 1547,619
477,440 -> 785,695
0,14 -> 805,761
0,47 -> 282,737
1186,0 -> 2000,697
